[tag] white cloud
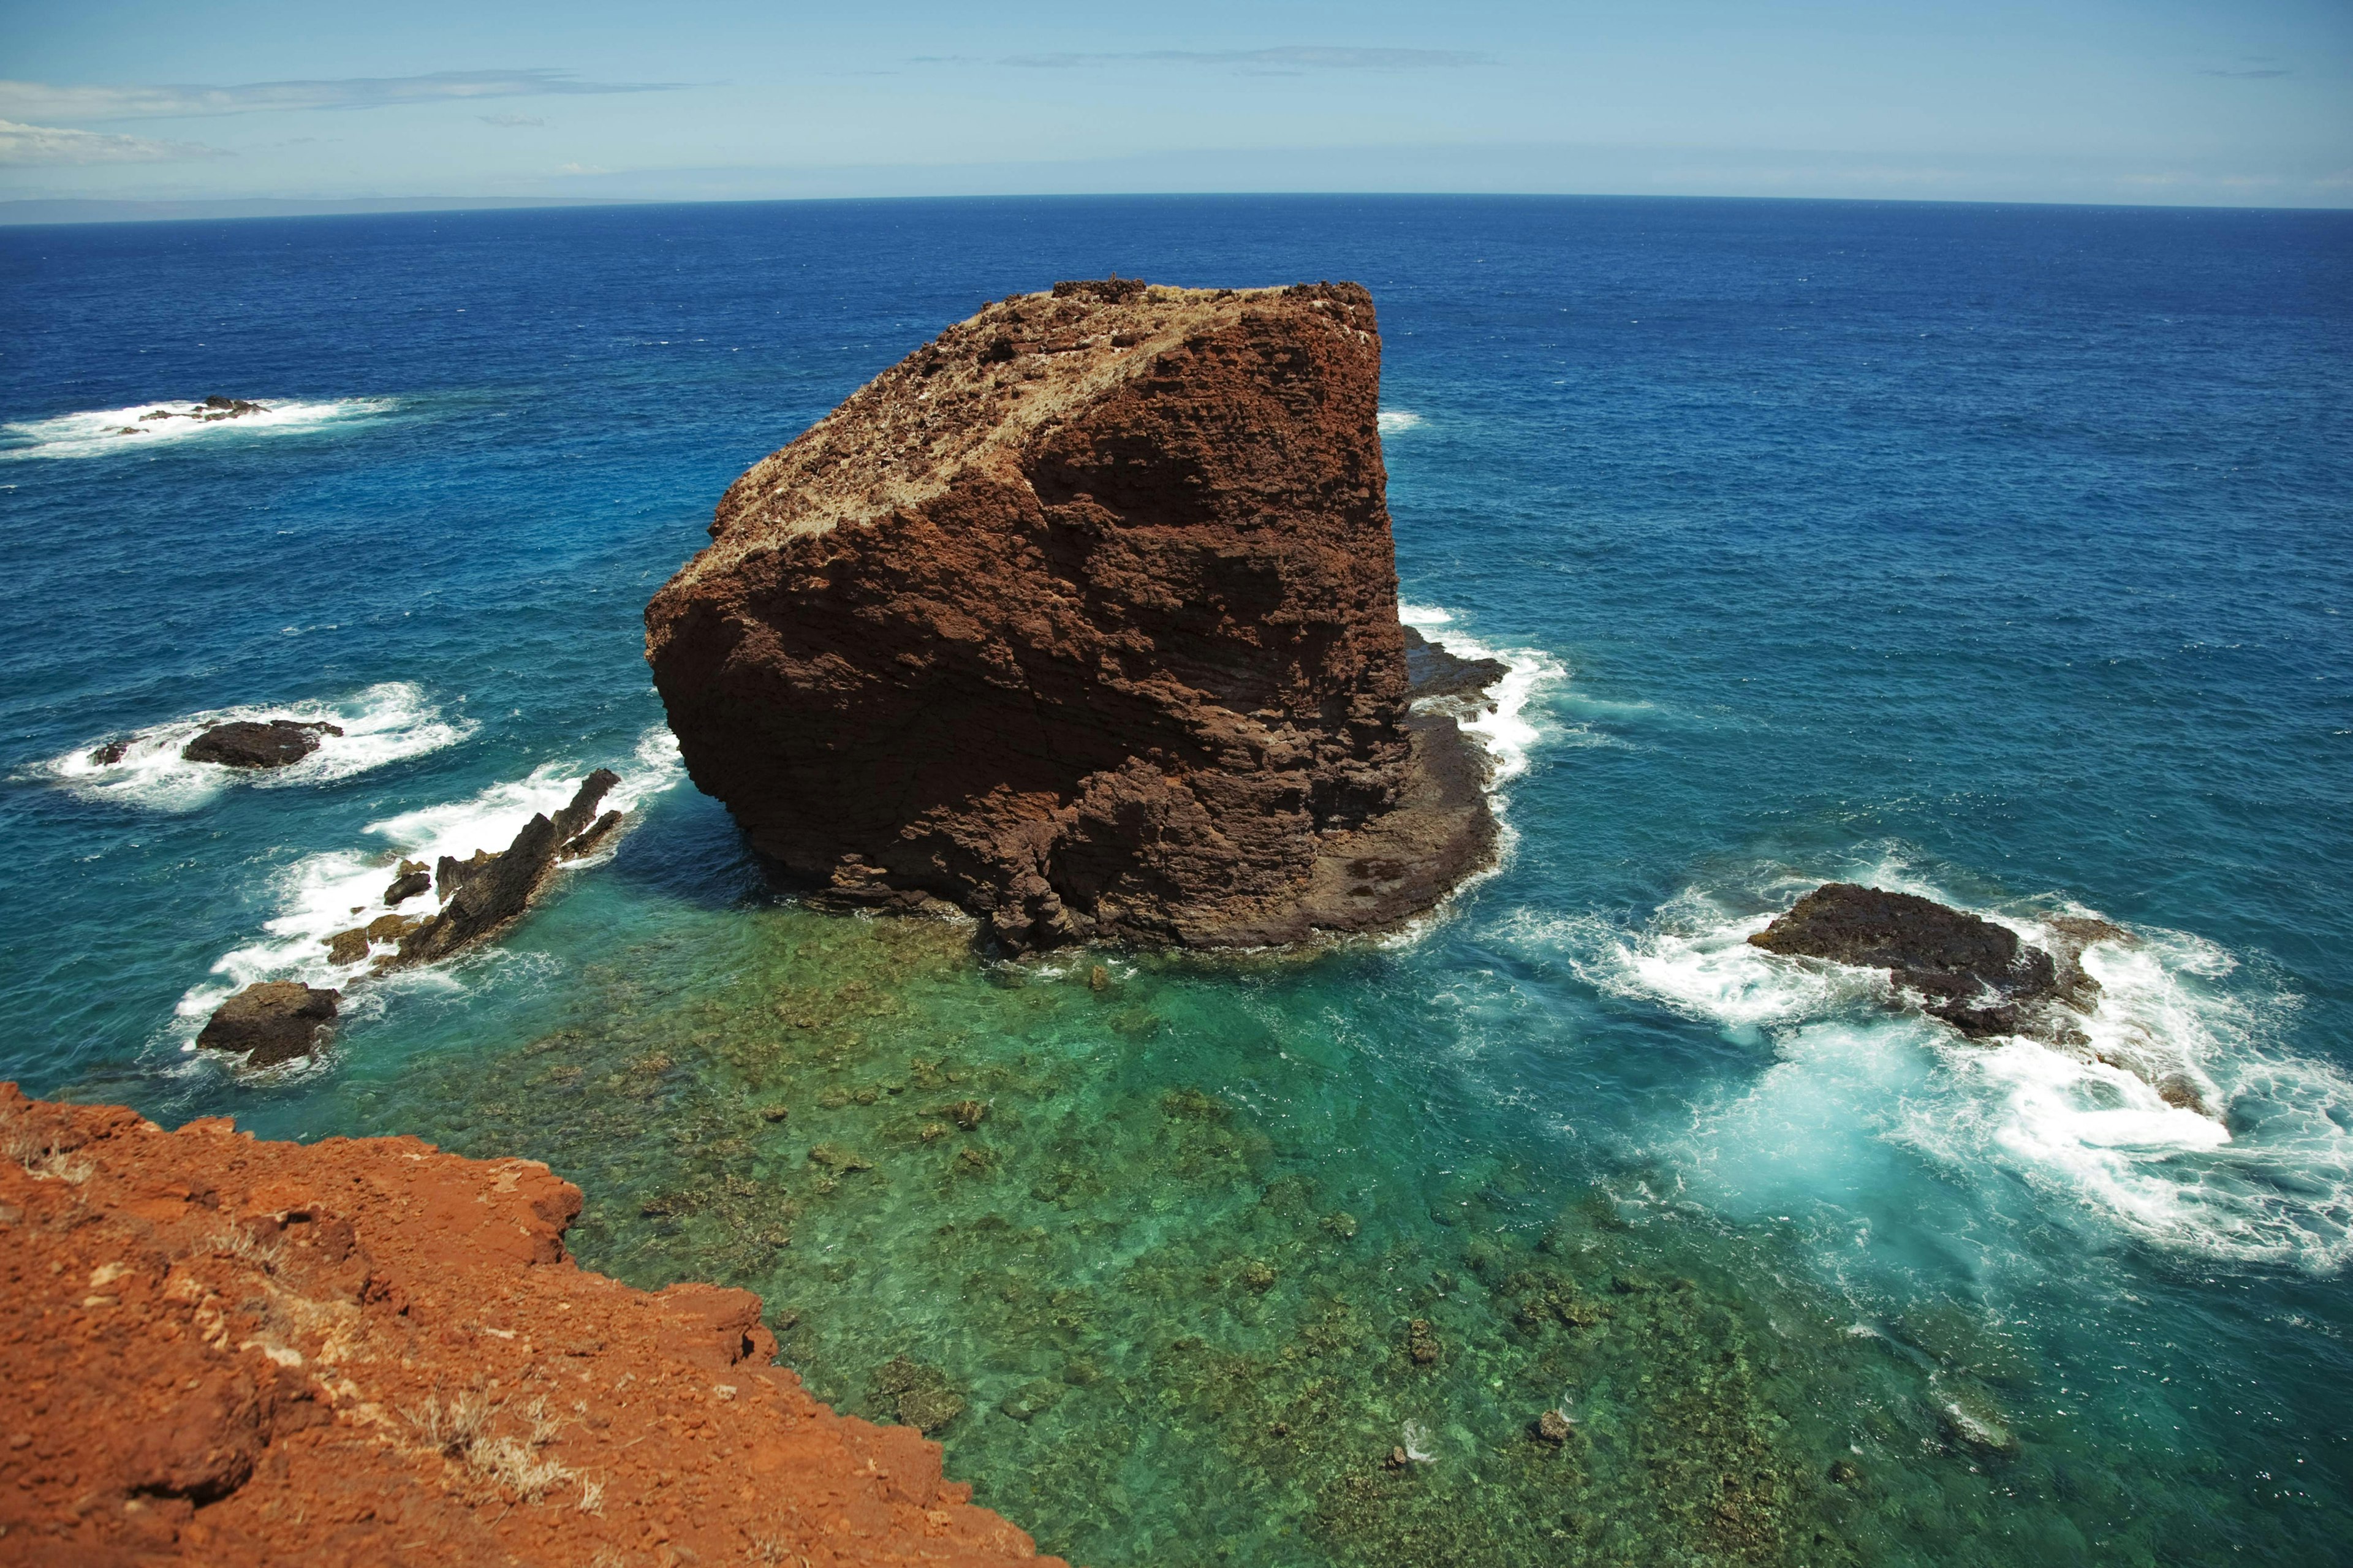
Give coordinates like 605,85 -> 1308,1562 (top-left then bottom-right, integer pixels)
0,70 -> 686,123
479,114 -> 547,127
0,119 -> 227,164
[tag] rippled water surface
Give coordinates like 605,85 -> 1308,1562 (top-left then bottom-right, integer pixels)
4,196 -> 2349,1566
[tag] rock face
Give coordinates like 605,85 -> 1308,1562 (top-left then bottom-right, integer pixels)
0,1084 -> 1063,1567
181,719 -> 342,770
194,982 -> 339,1067
646,279 -> 1498,952
391,770 -> 621,969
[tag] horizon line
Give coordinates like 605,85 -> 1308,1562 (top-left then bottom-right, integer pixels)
7,187 -> 2352,229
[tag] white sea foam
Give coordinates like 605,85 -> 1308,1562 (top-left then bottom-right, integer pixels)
1398,603 -> 1566,784
1,397 -> 393,460
1376,409 -> 1424,434
1529,866 -> 2353,1271
174,726 -> 688,1053
38,683 -> 474,812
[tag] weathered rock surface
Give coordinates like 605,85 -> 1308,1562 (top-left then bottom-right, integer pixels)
194,982 -> 338,1067
646,279 -> 1499,952
89,738 -> 131,766
388,770 -> 621,970
0,1084 -> 1063,1567
181,720 -> 342,770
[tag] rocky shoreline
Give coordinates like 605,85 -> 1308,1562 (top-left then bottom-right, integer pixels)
0,1083 -> 1064,1567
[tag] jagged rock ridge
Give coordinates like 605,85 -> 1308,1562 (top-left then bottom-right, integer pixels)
646,279 -> 1498,952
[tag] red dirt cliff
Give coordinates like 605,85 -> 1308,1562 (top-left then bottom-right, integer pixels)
0,1084 -> 1066,1568
645,279 -> 1496,952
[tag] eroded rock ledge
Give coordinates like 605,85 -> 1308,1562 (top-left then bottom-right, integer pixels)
0,1085 -> 1064,1567
646,279 -> 1497,952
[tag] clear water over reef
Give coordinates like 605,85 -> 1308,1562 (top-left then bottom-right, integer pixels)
3,195 -> 2349,1566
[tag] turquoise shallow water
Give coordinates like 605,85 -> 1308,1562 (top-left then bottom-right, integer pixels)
3,196 -> 2350,1565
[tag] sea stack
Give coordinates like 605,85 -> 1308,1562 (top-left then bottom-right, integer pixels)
646,279 -> 1497,952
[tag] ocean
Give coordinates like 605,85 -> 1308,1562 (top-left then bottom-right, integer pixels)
2,194 -> 2348,1566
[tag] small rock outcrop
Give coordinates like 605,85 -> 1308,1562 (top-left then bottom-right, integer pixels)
0,1085 -> 1064,1567
88,738 -> 130,766
140,396 -> 270,423
181,719 -> 342,770
391,770 -> 621,969
1749,884 -> 2154,1070
194,981 -> 338,1067
646,279 -> 1499,953
1403,624 -> 1510,706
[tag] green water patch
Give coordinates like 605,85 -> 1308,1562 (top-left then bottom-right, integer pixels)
288,902 -> 2339,1568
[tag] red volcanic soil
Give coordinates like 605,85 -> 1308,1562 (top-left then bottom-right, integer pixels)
0,1085 -> 1066,1568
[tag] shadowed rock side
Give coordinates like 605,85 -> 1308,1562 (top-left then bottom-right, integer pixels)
0,1085 -> 1066,1568
646,279 -> 1498,953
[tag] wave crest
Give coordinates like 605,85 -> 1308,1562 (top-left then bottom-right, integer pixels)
1,398 -> 393,460
38,683 -> 475,811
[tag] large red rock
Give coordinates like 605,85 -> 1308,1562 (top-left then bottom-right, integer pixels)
0,1084 -> 1064,1567
646,279 -> 1496,952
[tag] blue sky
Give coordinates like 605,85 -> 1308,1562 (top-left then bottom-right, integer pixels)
2,0 -> 2347,208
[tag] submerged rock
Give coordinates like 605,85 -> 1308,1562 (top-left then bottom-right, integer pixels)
645,279 -> 1501,953
195,980 -> 338,1067
88,738 -> 129,766
871,1356 -> 964,1434
388,768 -> 620,970
181,718 -> 343,769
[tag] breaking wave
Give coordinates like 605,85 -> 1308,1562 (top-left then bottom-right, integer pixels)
172,728 -> 687,1056
1519,859 -> 2353,1272
1398,603 -> 1567,784
1376,409 -> 1425,434
37,683 -> 474,812
1,397 -> 394,460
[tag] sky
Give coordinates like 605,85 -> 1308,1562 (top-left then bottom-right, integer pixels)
2,0 -> 2349,212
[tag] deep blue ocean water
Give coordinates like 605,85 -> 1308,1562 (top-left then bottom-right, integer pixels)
4,195 -> 2349,1566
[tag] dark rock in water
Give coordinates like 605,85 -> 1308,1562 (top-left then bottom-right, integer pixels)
140,409 -> 178,422
645,281 -> 1498,954
1402,624 -> 1510,706
196,982 -> 338,1067
88,739 -> 129,767
181,718 -> 343,770
383,868 -> 431,906
1533,1409 -> 1572,1445
192,396 -> 270,422
324,928 -> 369,965
390,769 -> 620,970
559,808 -> 624,860
1749,884 -> 2060,1040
